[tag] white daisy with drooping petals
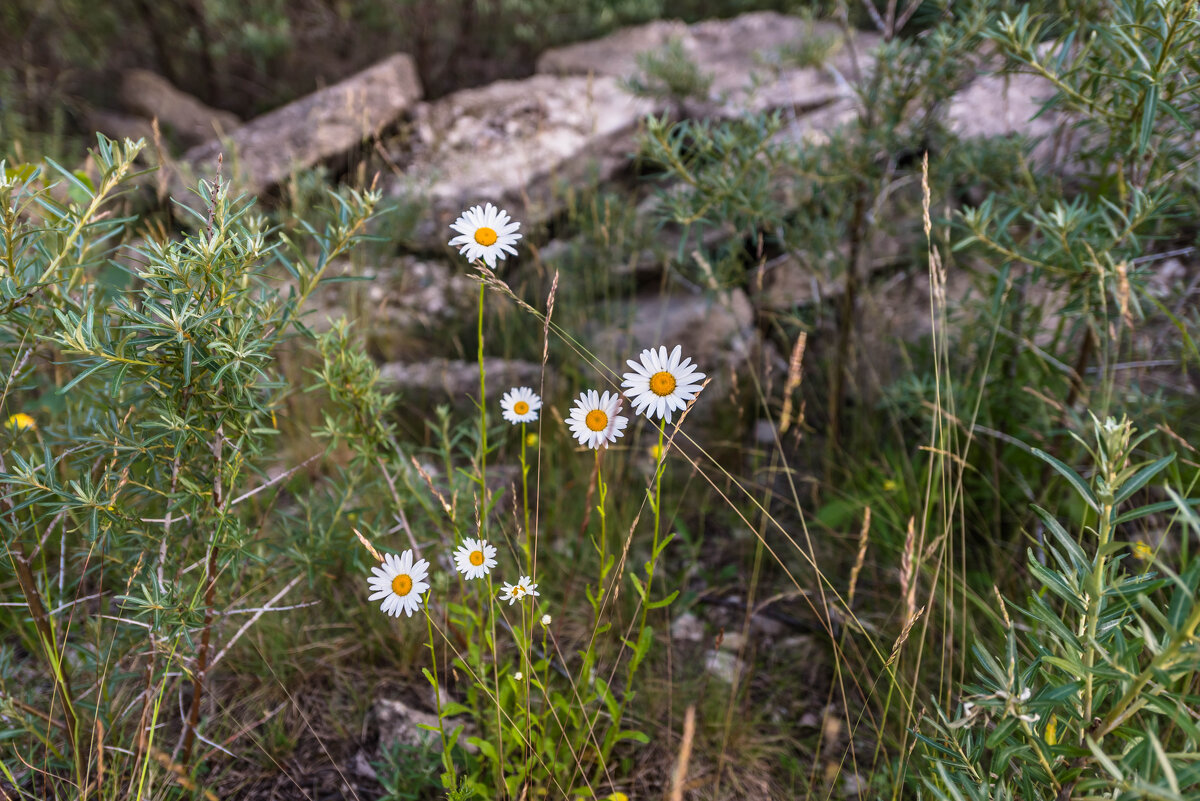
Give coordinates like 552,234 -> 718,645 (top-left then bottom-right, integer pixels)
367,549 -> 430,618
448,203 -> 522,269
621,345 -> 706,423
453,537 -> 498,580
567,390 -> 628,450
500,580 -> 526,605
515,575 -> 539,600
500,387 -> 542,425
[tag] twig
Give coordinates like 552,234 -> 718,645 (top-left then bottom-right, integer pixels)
209,575 -> 305,670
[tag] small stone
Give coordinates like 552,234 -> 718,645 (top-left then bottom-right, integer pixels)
704,649 -> 744,683
671,612 -> 705,642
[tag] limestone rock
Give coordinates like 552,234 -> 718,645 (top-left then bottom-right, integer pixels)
391,74 -> 660,248
182,54 -> 422,199
378,358 -> 541,399
946,70 -> 1064,165
537,19 -> 691,78
538,12 -> 880,119
588,288 -> 755,375
308,256 -> 475,362
120,70 -> 241,148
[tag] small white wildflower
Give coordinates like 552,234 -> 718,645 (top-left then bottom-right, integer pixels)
367,549 -> 430,618
513,671 -> 523,681
452,537 -> 498,581
500,386 -> 541,425
621,345 -> 705,423
567,390 -> 628,450
540,614 -> 552,626
499,580 -> 526,605
448,203 -> 522,269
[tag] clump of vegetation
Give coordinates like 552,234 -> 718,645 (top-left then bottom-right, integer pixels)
2,1 -> 1199,800
625,38 -> 715,105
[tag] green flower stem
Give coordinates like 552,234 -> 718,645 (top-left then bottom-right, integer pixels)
602,420 -> 668,775
424,600 -> 451,757
477,277 -> 488,538
1083,501 -> 1113,727
485,573 -> 504,791
521,421 -> 531,569
597,450 -> 608,582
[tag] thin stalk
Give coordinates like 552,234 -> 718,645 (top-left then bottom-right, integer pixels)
1082,501 -> 1113,727
521,421 -> 530,569
485,574 -> 504,794
425,602 -> 451,756
478,279 -> 489,538
603,420 -> 668,773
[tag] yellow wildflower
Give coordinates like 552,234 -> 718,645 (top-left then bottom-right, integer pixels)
5,413 -> 36,432
1132,541 -> 1153,561
525,432 -> 538,448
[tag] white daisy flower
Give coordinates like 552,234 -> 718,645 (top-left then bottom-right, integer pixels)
367,549 -> 430,618
448,203 -> 522,269
540,614 -> 552,626
453,537 -> 498,580
499,580 -> 526,605
516,575 -> 539,600
621,345 -> 706,423
500,387 -> 541,425
499,575 -> 540,605
567,390 -> 628,450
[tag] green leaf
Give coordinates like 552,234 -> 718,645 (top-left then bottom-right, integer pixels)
1032,448 -> 1099,511
1114,454 -> 1175,505
466,736 -> 497,762
1032,505 -> 1088,571
1027,554 -> 1085,612
1166,554 -> 1200,631
1138,82 -> 1159,156
647,589 -> 680,610
1113,498 -> 1200,526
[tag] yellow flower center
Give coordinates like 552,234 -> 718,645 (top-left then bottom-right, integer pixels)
509,586 -> 521,598
585,409 -> 609,432
513,401 -> 529,415
474,227 -> 498,246
469,550 -> 485,566
649,371 -> 677,396
391,574 -> 413,596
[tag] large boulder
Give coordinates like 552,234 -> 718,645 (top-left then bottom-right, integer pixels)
390,74 -> 660,248
537,12 -> 880,118
307,256 -> 476,362
378,358 -> 542,399
180,54 -> 422,200
586,288 -> 757,393
945,70 -> 1065,166
120,69 -> 241,149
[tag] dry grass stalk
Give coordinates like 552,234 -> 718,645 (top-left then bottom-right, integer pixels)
847,506 -> 871,608
779,332 -> 808,434
900,516 -> 917,627
885,605 -> 926,669
669,705 -> 697,801
354,528 -> 384,563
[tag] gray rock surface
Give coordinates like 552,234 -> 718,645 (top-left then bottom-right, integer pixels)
182,54 -> 422,199
946,70 -> 1064,165
538,12 -> 880,119
378,358 -> 542,399
392,74 -> 660,248
120,69 -> 241,148
308,256 -> 475,362
588,288 -> 756,373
